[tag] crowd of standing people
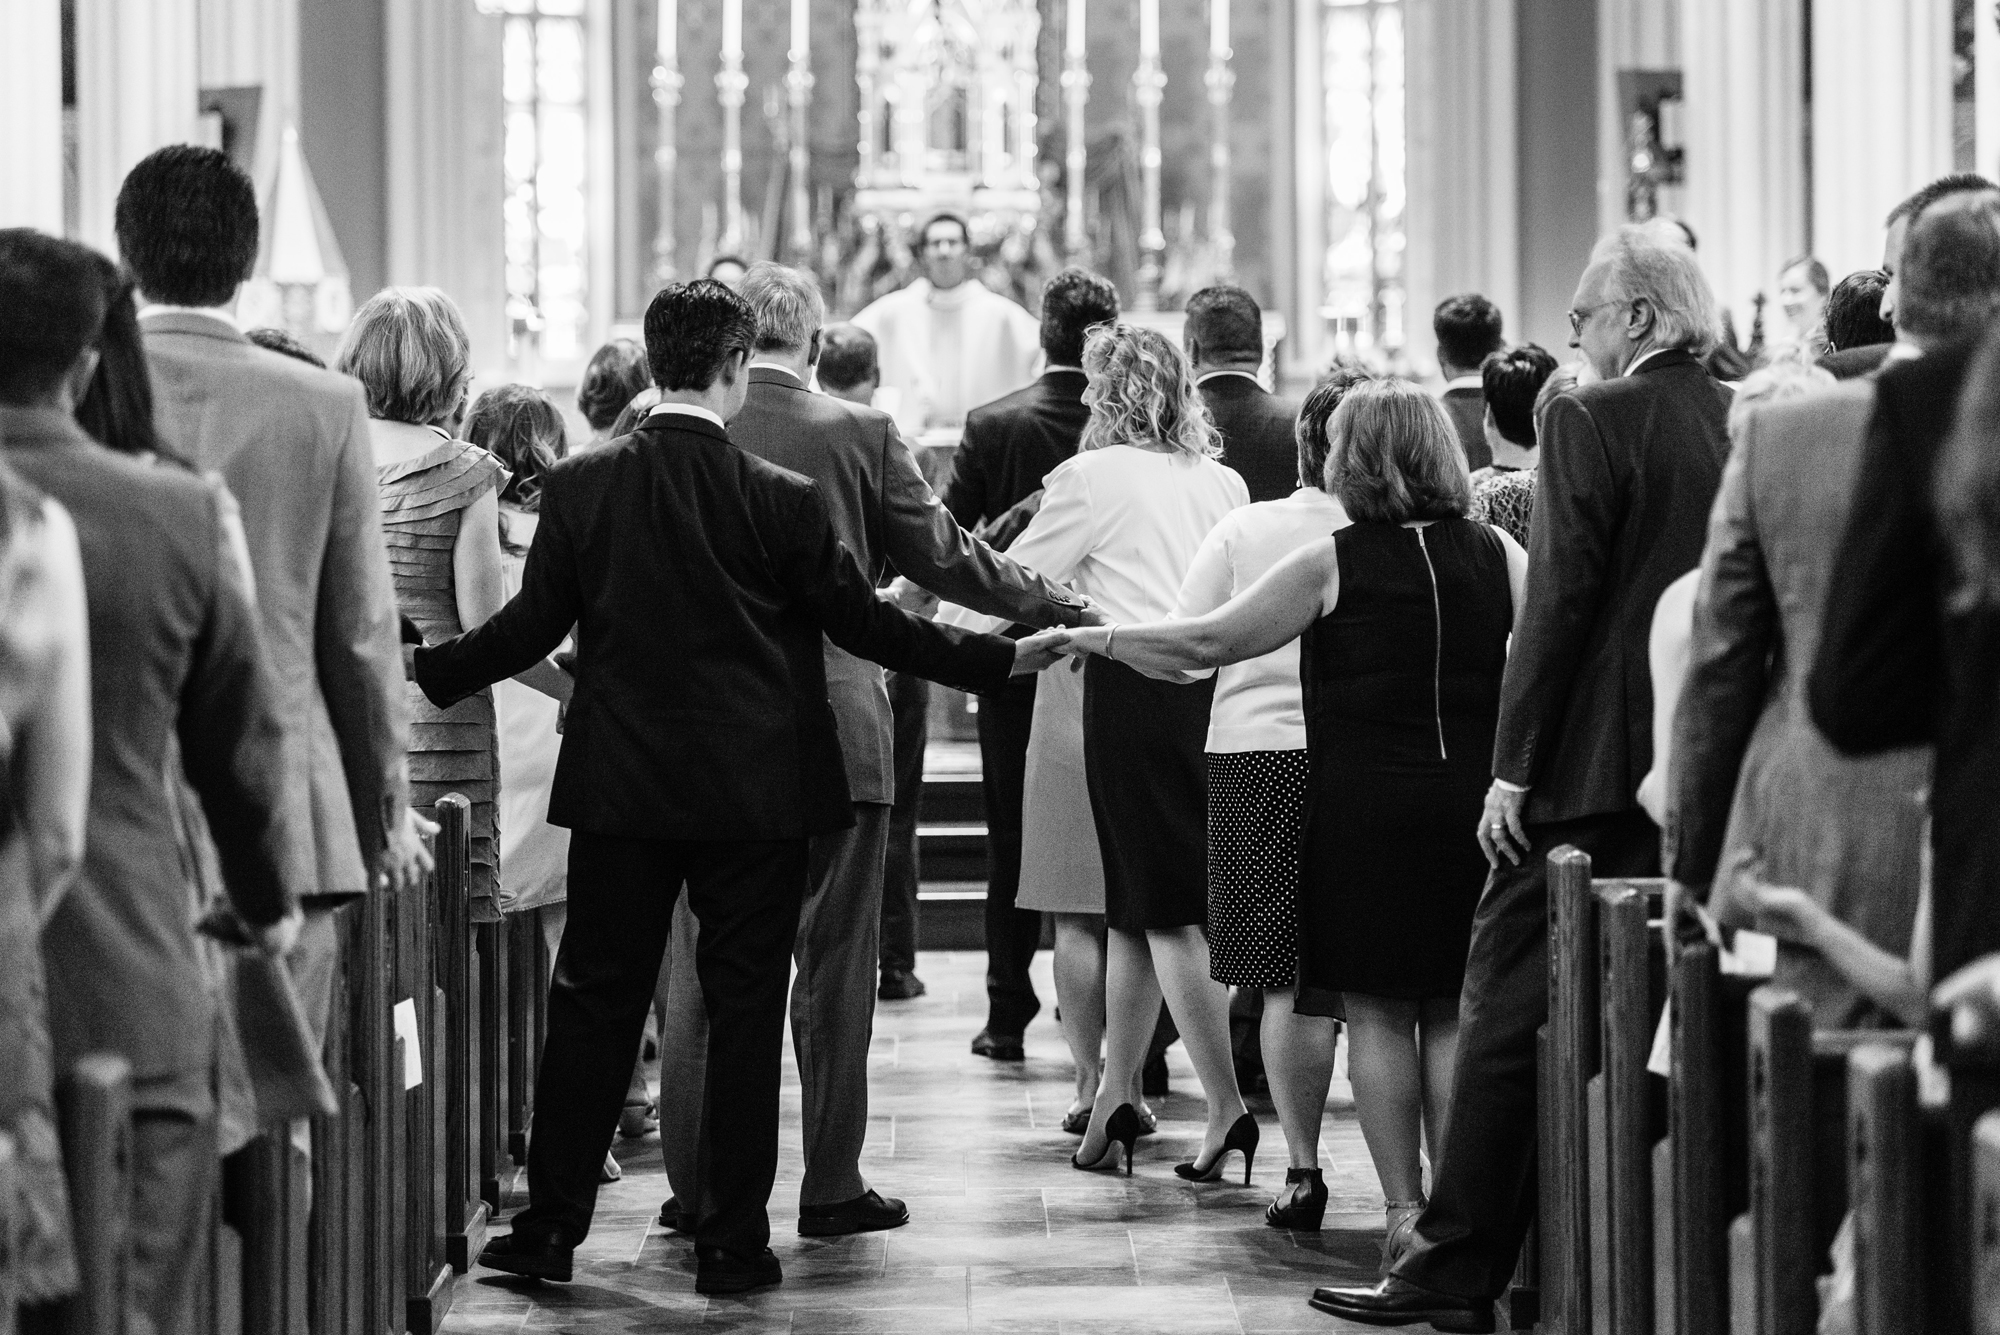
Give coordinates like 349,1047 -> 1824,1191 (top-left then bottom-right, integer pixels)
6,137 -> 2000,1334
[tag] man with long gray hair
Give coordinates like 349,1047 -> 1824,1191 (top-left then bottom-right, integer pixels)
1313,226 -> 1733,1330
652,261 -> 1099,1243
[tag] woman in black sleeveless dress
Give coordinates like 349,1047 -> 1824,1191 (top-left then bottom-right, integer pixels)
1052,380 -> 1524,1264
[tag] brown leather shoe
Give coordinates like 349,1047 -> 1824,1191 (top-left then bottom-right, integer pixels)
1306,1276 -> 1494,1332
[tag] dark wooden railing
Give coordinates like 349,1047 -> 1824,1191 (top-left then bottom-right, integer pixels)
30,790 -> 552,1335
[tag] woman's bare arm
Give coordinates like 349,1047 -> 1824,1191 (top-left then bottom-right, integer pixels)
454,489 -> 572,704
20,502 -> 90,922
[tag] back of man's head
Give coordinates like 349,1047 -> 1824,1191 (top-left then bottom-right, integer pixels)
0,230 -> 109,407
1895,192 -> 2000,348
1887,173 -> 2000,229
1591,225 -> 1722,356
1433,294 -> 1504,373
644,280 -> 758,392
1040,268 -> 1120,367
816,324 -> 879,395
115,145 -> 259,308
1481,344 -> 1558,447
1184,284 -> 1263,367
740,261 -> 825,355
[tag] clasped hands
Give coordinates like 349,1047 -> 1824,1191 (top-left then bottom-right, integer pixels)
1008,612 -> 1114,676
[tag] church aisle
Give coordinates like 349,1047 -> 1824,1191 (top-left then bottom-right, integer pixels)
442,951 -> 1407,1334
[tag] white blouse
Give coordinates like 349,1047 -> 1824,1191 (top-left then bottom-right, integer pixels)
1170,487 -> 1350,753
945,443 -> 1249,631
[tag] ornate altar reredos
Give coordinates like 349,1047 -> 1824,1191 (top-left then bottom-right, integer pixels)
852,0 -> 1044,237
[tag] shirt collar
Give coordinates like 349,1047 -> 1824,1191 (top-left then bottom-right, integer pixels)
1625,347 -> 1674,376
745,361 -> 805,383
1196,368 -> 1262,388
1044,365 -> 1084,376
138,303 -> 239,330
1442,374 -> 1483,392
1883,341 -> 1924,365
645,401 -> 727,430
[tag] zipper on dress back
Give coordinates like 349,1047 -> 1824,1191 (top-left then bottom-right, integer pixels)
1413,527 -> 1447,761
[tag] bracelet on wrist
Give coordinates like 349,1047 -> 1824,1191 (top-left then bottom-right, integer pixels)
1105,624 -> 1118,660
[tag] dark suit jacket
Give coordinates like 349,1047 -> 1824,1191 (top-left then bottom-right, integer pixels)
1815,342 -> 1893,381
1441,384 -> 1495,472
414,411 -> 1016,841
945,369 -> 1090,528
142,312 -> 410,897
1493,349 -> 1731,823
1199,373 -> 1301,503
1807,340 -> 1999,976
2,406 -> 297,1096
730,366 -> 1086,801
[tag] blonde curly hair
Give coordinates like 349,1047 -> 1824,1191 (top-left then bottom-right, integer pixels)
1078,323 -> 1221,459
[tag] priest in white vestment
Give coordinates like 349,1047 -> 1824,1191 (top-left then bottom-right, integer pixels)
852,212 -> 1043,442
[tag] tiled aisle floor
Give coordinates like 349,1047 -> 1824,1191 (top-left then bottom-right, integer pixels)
443,950 -> 1434,1334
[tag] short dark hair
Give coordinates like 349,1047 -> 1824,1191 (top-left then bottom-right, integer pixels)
1325,378 -> 1472,522
1887,173 -> 2000,227
465,384 -> 565,520
75,250 -> 168,460
1481,343 -> 1558,447
1296,366 -> 1375,492
246,327 -> 326,368
114,145 -> 259,307
1432,293 -> 1504,371
1821,271 -> 1895,352
643,279 -> 757,392
1040,267 -> 1120,366
816,323 -> 879,391
0,230 -> 109,404
1897,193 -> 2000,345
576,338 -> 651,430
919,211 -> 971,246
1184,284 -> 1263,363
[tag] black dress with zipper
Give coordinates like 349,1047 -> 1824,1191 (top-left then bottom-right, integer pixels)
1295,518 -> 1512,1009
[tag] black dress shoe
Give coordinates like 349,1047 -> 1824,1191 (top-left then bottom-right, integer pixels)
1306,1276 -> 1494,1332
798,1188 -> 910,1236
878,968 -> 927,1000
970,1028 -> 1025,1061
656,1195 -> 696,1233
476,1230 -> 573,1282
694,1244 -> 783,1294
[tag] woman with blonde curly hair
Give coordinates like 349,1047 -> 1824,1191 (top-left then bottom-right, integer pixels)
961,322 -> 1255,1178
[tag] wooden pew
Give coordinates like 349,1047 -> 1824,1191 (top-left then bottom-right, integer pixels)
1973,1110 -> 2000,1333
1670,940 -> 1753,1335
1937,986 -> 2000,1332
1847,1042 -> 1924,1335
56,1053 -> 131,1335
1595,879 -> 1665,1335
0,1131 -> 18,1335
1543,846 -> 1598,1334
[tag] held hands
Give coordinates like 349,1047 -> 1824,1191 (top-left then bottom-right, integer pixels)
1010,628 -> 1072,675
1475,782 -> 1530,868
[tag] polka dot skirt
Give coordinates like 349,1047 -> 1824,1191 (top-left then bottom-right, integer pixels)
1204,749 -> 1310,988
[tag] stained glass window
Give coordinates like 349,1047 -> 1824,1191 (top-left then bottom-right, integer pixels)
1322,0 -> 1406,357
502,0 -> 590,364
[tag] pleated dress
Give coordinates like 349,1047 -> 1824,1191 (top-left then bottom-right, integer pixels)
377,435 -> 509,918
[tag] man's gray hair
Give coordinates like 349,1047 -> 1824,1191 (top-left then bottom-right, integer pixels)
1590,225 -> 1720,357
1897,191 -> 2000,346
740,261 -> 825,353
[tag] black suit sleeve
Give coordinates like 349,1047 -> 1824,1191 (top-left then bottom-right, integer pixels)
1665,412 -> 1777,887
414,473 -> 582,708
942,413 -> 990,529
1491,392 -> 1621,788
179,489 -> 297,927
1807,373 -> 1941,753
780,480 -> 1015,694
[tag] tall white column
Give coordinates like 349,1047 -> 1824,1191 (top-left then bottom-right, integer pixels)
1812,0 -> 1953,280
1404,0 -> 1518,374
73,0 -> 203,254
1062,0 -> 1089,260
197,0 -> 299,186
1133,0 -> 1165,311
785,0 -> 813,261
1596,0 -> 1680,238
1206,0 -> 1235,281
716,0 -> 746,255
1681,0 -> 1804,329
1287,0 -> 1325,376
652,0 -> 682,284
0,0 -> 65,232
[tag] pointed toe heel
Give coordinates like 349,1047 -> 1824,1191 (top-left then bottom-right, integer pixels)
1264,1167 -> 1328,1230
1173,1112 -> 1260,1183
1071,1103 -> 1141,1174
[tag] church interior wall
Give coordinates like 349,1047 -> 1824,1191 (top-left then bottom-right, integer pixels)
1516,0 -> 1601,358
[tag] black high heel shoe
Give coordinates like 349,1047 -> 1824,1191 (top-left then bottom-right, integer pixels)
1264,1167 -> 1328,1230
1071,1103 -> 1141,1174
1173,1112 -> 1259,1184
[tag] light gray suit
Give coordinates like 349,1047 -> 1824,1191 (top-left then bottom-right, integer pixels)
1667,380 -> 1932,1026
141,312 -> 410,900
658,366 -> 1088,1216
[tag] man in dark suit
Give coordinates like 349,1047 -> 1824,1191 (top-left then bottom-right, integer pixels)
942,267 -> 1120,1059
1312,228 -> 1732,1329
1185,283 -> 1299,502
652,262 -> 1095,1239
418,280 -> 1058,1294
1434,293 -> 1506,472
0,230 -> 304,1334
1810,189 -> 2000,994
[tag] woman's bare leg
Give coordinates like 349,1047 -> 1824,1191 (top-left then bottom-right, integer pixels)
1147,925 -> 1250,1157
1076,927 -> 1162,1163
1417,995 -> 1461,1168
1261,988 -> 1338,1169
1052,913 -> 1108,1113
1342,992 -> 1424,1202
